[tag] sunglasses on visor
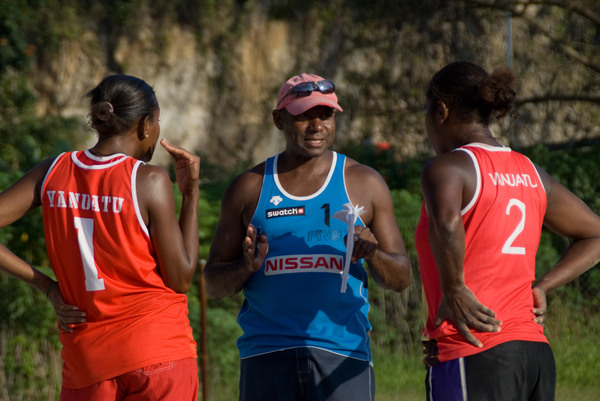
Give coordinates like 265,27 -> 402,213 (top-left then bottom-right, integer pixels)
277,80 -> 336,106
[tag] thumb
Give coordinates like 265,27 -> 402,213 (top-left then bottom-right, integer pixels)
434,297 -> 448,327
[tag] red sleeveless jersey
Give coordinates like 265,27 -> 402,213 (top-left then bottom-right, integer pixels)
415,144 -> 548,362
41,151 -> 196,388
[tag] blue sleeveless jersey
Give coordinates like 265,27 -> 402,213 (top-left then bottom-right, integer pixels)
238,152 -> 372,361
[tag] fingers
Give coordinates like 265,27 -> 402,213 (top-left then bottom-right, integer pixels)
160,138 -> 184,159
470,304 -> 501,325
531,305 -> 546,326
160,139 -> 201,192
242,225 -> 267,272
58,321 -> 74,332
532,314 -> 545,326
457,323 -> 483,348
435,309 -> 485,347
49,293 -> 86,332
160,138 -> 180,155
434,290 -> 502,348
160,138 -> 196,160
160,139 -> 200,170
531,287 -> 547,326
351,226 -> 378,262
434,311 -> 500,331
54,304 -> 86,323
257,232 -> 269,261
58,318 -> 84,333
465,310 -> 502,332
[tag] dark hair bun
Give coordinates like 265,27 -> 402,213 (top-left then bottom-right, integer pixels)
477,67 -> 516,119
93,101 -> 114,122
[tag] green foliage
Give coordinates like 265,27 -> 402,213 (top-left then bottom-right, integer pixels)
3,334 -> 39,393
525,143 -> 600,212
337,140 -> 425,193
545,298 -> 600,390
0,0 -> 85,71
0,275 -> 62,400
372,346 -> 425,401
0,75 -> 81,173
391,189 -> 422,253
0,0 -> 37,72
205,296 -> 243,390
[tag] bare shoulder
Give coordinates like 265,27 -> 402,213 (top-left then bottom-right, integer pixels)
421,150 -> 474,185
137,163 -> 171,191
344,157 -> 388,187
343,157 -> 392,223
532,164 -> 553,195
224,162 -> 265,200
135,164 -> 174,214
219,161 -> 266,224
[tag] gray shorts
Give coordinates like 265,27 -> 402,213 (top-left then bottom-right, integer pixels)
239,347 -> 375,401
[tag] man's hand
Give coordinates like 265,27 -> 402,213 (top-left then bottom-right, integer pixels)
434,286 -> 502,348
350,226 -> 378,263
242,224 -> 268,273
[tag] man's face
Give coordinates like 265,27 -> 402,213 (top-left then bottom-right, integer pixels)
276,106 -> 336,158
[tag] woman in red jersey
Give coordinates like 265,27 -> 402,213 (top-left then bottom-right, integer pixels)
416,61 -> 600,401
0,75 -> 200,401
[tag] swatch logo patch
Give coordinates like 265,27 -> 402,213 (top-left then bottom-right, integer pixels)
266,206 -> 305,219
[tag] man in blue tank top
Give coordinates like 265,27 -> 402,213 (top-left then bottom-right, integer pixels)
204,73 -> 411,401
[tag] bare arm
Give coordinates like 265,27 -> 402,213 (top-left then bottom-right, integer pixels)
0,159 -> 86,331
421,153 -> 501,347
532,168 -> 600,301
137,139 -> 200,293
203,169 -> 268,299
346,162 -> 410,292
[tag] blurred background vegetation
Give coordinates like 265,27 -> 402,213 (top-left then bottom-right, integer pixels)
1,1 -> 600,400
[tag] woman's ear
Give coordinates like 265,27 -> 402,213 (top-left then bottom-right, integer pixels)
137,115 -> 150,140
436,100 -> 449,123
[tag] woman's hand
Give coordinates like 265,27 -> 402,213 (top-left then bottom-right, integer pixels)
46,284 -> 86,333
160,138 -> 200,195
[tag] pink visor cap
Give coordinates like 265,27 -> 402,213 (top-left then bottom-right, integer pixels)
275,73 -> 343,116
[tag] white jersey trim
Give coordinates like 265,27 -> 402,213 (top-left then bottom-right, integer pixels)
462,142 -> 511,152
526,155 -> 547,195
76,150 -> 128,169
273,152 -> 337,201
239,345 -> 372,364
342,156 -> 367,227
131,161 -> 150,238
455,147 -> 482,216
